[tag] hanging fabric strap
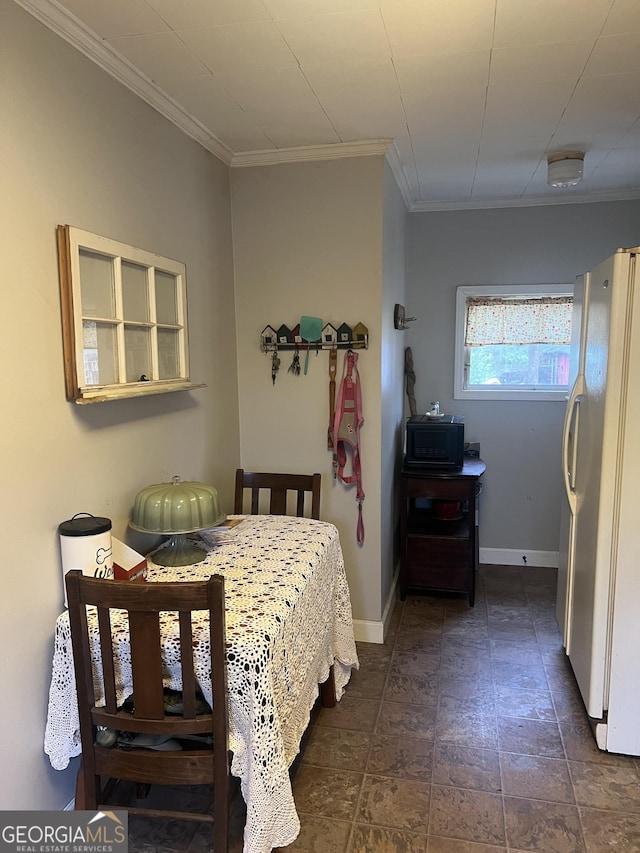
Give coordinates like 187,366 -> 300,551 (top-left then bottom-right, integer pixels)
328,347 -> 337,449
331,349 -> 365,544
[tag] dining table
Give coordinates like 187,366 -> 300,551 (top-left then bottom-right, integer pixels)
44,514 -> 359,853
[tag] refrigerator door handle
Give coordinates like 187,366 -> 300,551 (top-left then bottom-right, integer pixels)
562,377 -> 584,513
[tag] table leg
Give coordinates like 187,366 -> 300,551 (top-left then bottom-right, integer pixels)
320,665 -> 336,708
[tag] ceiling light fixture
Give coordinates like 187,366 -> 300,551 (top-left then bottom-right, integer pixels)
547,151 -> 585,188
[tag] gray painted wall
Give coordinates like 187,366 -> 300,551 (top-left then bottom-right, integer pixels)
3,0 -> 238,810
381,159 -> 408,611
231,156 -> 388,626
405,201 -> 640,554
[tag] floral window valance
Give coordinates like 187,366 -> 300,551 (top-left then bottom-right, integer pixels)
465,296 -> 572,346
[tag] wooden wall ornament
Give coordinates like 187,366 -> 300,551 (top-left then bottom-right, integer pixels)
260,321 -> 369,352
405,347 -> 417,415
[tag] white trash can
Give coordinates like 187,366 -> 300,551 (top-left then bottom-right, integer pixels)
59,513 -> 113,606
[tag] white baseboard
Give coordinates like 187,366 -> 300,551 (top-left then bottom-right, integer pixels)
480,548 -> 558,568
63,799 -> 75,811
352,618 -> 384,644
352,565 -> 399,644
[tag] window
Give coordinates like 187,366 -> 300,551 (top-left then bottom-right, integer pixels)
454,284 -> 573,401
57,225 -> 204,403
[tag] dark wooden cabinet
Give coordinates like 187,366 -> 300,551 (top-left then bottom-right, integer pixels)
399,459 -> 486,606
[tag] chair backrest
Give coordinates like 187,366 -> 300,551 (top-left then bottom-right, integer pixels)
233,469 -> 321,519
65,570 -> 230,845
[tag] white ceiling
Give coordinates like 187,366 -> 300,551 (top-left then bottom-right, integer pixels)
19,0 -> 640,211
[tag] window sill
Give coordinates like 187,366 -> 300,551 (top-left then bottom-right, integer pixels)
73,380 -> 206,405
454,388 -> 568,402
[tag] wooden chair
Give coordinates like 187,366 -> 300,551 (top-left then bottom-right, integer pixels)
233,469 -> 321,519
65,570 -> 234,853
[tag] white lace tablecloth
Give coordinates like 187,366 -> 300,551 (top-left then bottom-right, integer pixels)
44,515 -> 359,853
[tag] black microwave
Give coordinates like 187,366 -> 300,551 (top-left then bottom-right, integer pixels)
404,415 -> 464,471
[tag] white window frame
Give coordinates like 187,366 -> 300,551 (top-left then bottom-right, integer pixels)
57,225 -> 204,404
454,284 -> 573,401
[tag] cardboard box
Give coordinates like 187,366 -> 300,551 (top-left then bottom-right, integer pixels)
112,537 -> 147,582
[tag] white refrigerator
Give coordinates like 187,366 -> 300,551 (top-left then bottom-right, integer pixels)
557,245 -> 640,756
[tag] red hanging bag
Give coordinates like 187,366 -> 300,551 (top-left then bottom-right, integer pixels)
330,350 -> 365,544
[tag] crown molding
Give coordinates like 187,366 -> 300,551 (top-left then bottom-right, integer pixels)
230,139 -> 393,168
14,0 -> 234,164
232,139 -> 418,212
409,187 -> 640,213
383,143 -> 413,212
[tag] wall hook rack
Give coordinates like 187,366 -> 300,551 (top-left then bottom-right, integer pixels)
260,321 -> 369,352
394,304 -> 417,330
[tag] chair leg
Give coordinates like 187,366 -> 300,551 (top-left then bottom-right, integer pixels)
76,758 -> 104,810
74,762 -> 86,810
75,760 -> 101,810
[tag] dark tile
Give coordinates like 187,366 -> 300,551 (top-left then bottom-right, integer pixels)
316,695 -> 380,732
347,665 -> 389,699
273,815 -> 352,853
544,662 -> 580,692
401,598 -> 447,628
291,765 -> 363,821
523,566 -> 558,587
436,707 -> 498,750
301,727 -> 372,771
385,603 -> 403,641
534,622 -> 564,648
549,690 -> 587,723
426,838 -> 506,853
432,743 -> 501,793
357,774 -> 431,832
349,824 -> 428,853
492,660 -> 549,692
488,622 -> 538,643
391,649 -> 442,677
568,760 -> 640,811
442,616 -> 489,641
579,808 -> 640,852
355,642 -> 393,671
189,804 -> 245,853
437,675 -> 495,709
497,716 -> 564,758
485,592 -> 528,608
384,672 -> 439,706
487,604 -> 533,624
440,646 -> 492,671
441,633 -> 490,653
128,817 -> 197,851
500,753 -> 574,803
365,734 -> 433,782
429,785 -> 505,845
395,627 -> 443,654
376,701 -> 437,741
490,638 -> 542,661
503,797 -> 585,852
494,684 -> 556,721
558,720 -> 634,766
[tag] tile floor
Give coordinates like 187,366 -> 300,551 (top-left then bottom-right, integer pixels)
128,565 -> 640,852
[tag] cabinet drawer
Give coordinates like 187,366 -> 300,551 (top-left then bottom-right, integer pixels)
405,535 -> 469,569
404,560 -> 470,592
403,477 -> 471,501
